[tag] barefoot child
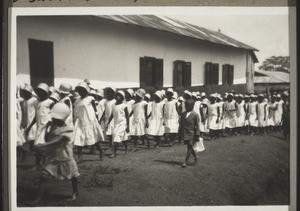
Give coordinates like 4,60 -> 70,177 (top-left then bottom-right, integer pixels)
107,90 -> 130,158
73,82 -> 104,163
103,87 -> 116,149
147,91 -> 165,148
130,88 -> 147,151
163,88 -> 180,146
179,99 -> 200,167
27,103 -> 80,205
26,83 -> 54,169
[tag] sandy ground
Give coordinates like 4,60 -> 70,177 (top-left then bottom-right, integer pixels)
17,133 -> 290,207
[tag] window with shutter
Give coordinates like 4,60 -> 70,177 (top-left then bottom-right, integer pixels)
229,65 -> 234,85
211,63 -> 219,85
183,62 -> 192,87
140,56 -> 164,88
154,59 -> 163,88
205,62 -> 212,85
222,64 -> 228,85
222,64 -> 234,85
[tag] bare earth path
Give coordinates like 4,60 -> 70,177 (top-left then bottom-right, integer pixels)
17,133 -> 290,207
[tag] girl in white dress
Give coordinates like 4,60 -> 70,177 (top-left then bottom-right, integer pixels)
58,83 -> 73,128
192,93 -> 203,138
236,94 -> 246,135
257,94 -> 267,134
107,90 -> 129,158
208,94 -> 220,139
248,94 -> 258,135
216,95 -> 225,137
144,93 -> 152,147
200,98 -> 210,135
17,85 -> 27,160
244,95 -> 250,134
163,88 -> 180,146
73,82 -> 104,163
26,83 -> 54,169
267,95 -> 278,132
224,93 -> 237,136
275,94 -> 284,131
125,89 -> 135,137
147,91 -> 165,147
103,87 -> 116,148
20,84 -> 37,151
264,97 -> 270,133
130,88 -> 147,151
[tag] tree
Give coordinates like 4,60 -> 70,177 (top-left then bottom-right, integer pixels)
258,56 -> 290,73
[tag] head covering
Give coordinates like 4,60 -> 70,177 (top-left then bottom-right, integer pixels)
59,83 -> 72,94
126,89 -> 134,97
145,93 -> 151,100
277,94 -> 281,98
161,90 -> 166,96
200,92 -> 206,97
37,83 -> 49,95
105,87 -> 116,93
76,82 -> 90,93
234,94 -> 239,97
228,93 -> 233,97
217,94 -> 222,100
258,94 -> 264,97
238,94 -> 244,98
178,96 -> 184,102
22,84 -> 33,94
117,90 -> 125,99
50,92 -> 60,102
196,91 -> 200,96
184,90 -> 192,97
192,92 -> 198,98
96,89 -> 104,97
173,91 -> 178,99
73,92 -> 81,100
244,95 -> 249,98
250,94 -> 255,98
166,88 -> 174,94
154,91 -> 162,99
51,103 -> 71,121
210,94 -> 216,98
49,86 -> 58,94
136,88 -> 146,98
202,98 -> 210,105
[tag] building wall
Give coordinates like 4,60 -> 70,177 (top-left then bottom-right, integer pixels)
17,16 -> 248,89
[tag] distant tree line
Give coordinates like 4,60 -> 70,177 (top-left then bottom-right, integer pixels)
258,56 -> 290,73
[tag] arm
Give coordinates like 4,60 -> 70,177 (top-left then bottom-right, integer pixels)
230,102 -> 238,111
194,114 -> 200,142
91,100 -> 99,120
64,99 -> 71,108
25,116 -> 36,134
162,104 -> 166,125
144,104 -> 149,128
107,113 -> 113,128
216,106 -> 220,123
38,135 -> 68,148
200,106 -> 205,123
175,102 -> 180,116
256,104 -> 259,120
125,107 -> 130,133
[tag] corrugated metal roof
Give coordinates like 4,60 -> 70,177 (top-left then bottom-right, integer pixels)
97,15 -> 258,52
254,70 -> 290,83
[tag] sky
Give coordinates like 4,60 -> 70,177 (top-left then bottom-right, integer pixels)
168,7 -> 290,67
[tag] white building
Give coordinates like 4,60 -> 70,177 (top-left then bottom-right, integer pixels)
17,15 -> 258,94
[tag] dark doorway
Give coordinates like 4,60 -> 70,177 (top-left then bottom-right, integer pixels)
28,39 -> 54,88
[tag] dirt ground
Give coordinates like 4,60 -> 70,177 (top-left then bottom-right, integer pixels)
17,133 -> 290,207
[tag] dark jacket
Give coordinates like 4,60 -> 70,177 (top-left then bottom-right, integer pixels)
179,111 -> 200,141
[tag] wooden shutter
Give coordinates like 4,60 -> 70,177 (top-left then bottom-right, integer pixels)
211,63 -> 219,85
140,57 -> 146,87
174,61 -> 183,87
183,62 -> 192,87
205,62 -> 212,85
228,65 -> 234,85
154,59 -> 163,87
222,64 -> 229,85
145,57 -> 155,86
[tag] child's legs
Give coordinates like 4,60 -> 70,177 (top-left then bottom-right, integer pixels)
185,144 -> 192,163
122,141 -> 128,153
95,142 -> 104,158
76,146 -> 83,161
132,136 -> 138,149
169,133 -> 176,144
154,136 -> 161,146
143,135 -> 150,147
107,135 -> 113,148
71,177 -> 78,194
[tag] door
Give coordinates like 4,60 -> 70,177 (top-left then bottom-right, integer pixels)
28,39 -> 54,88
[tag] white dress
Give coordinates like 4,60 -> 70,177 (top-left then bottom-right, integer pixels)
193,101 -> 202,131
224,101 -> 237,129
208,103 -> 219,130
112,103 -> 128,143
257,102 -> 266,127
104,99 -> 116,136
248,102 -> 258,127
275,100 -> 284,126
34,98 -> 53,145
218,101 -> 225,130
131,101 -> 147,136
147,101 -> 165,136
97,99 -> 106,130
17,97 -> 26,146
125,99 -> 135,136
73,96 -> 104,146
200,106 -> 209,133
164,100 -> 179,133
60,96 -> 73,128
21,97 -> 38,141
267,102 -> 277,126
236,101 -> 245,127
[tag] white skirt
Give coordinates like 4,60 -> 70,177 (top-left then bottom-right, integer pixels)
74,119 -> 105,146
164,118 -> 179,133
257,116 -> 266,127
26,123 -> 37,141
208,115 -> 219,130
112,124 -> 128,143
131,118 -> 146,136
34,126 -> 47,145
249,115 -> 258,127
17,128 -> 26,146
236,114 -> 245,127
267,116 -> 275,126
147,117 -> 164,136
